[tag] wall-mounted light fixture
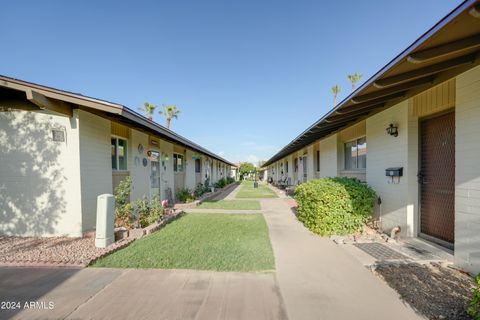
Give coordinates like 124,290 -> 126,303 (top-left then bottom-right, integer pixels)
386,123 -> 398,137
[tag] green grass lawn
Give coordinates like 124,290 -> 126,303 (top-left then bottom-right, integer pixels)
92,213 -> 274,272
197,200 -> 261,210
235,181 -> 278,199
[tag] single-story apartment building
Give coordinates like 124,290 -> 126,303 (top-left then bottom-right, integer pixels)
0,76 -> 233,237
263,0 -> 480,274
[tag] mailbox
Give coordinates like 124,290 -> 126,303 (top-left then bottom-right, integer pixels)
386,167 -> 403,184
386,167 -> 403,177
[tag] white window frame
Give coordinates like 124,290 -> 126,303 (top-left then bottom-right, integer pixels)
173,153 -> 184,173
111,136 -> 128,171
344,136 -> 367,170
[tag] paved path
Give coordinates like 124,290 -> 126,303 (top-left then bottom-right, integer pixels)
0,268 -> 286,320
261,196 -> 421,320
0,182 -> 423,320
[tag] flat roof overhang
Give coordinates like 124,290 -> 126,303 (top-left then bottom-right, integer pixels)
264,0 -> 480,167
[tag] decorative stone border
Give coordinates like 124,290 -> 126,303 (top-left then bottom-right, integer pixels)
174,182 -> 240,210
142,209 -> 184,235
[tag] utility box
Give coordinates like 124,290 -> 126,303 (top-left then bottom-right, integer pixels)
95,194 -> 115,248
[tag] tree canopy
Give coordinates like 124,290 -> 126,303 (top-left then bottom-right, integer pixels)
239,162 -> 256,178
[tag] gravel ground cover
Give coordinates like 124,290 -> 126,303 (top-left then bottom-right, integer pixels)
373,262 -> 474,320
0,236 -> 119,265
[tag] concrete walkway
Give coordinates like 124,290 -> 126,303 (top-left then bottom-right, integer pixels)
0,182 -> 423,320
0,268 -> 286,320
261,197 -> 421,320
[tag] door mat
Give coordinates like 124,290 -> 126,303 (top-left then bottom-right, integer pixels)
353,243 -> 409,261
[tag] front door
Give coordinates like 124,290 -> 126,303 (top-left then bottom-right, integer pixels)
419,112 -> 455,247
302,156 -> 308,182
150,160 -> 161,199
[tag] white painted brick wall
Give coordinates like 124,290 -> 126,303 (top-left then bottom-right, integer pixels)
319,134 -> 338,178
0,109 -> 83,236
78,110 -> 112,232
366,101 -> 413,236
455,65 -> 480,275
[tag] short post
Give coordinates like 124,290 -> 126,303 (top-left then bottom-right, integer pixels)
95,194 -> 115,248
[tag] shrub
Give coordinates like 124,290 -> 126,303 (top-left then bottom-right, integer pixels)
194,183 -> 206,197
177,188 -> 196,203
294,177 -> 376,236
469,274 -> 480,320
133,196 -> 164,228
226,176 -> 235,184
114,176 -> 132,208
115,203 -> 134,229
133,196 -> 150,228
114,176 -> 134,229
215,178 -> 227,189
150,195 -> 164,221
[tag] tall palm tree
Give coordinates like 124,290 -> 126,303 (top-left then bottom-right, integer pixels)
160,104 -> 181,129
347,73 -> 363,92
138,102 -> 157,121
331,85 -> 341,107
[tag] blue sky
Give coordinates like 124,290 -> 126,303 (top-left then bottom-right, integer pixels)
0,0 -> 459,164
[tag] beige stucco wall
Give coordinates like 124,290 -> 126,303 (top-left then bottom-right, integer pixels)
78,110 -> 112,232
455,65 -> 480,274
0,109 -> 83,237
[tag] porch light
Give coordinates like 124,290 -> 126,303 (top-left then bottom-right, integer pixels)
386,123 -> 398,137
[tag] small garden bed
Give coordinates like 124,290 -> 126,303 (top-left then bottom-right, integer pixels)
176,176 -> 237,204
373,262 -> 475,320
92,213 -> 275,272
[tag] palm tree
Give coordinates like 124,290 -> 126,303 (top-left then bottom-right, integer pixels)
331,85 -> 341,107
160,104 -> 181,129
347,73 -> 363,92
138,102 -> 157,121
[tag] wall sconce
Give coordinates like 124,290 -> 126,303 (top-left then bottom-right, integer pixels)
386,123 -> 398,137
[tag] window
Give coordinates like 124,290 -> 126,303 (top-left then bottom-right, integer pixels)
345,137 -> 367,170
316,150 -> 320,172
294,158 -> 298,172
195,158 -> 201,173
174,154 -> 184,172
285,161 -> 289,173
111,137 -> 127,170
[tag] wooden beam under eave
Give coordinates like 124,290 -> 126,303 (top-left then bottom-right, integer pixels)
26,89 -> 73,117
375,53 -> 477,88
351,76 -> 435,104
407,34 -> 480,64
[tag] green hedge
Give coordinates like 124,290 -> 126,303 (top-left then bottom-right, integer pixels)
294,177 -> 376,236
